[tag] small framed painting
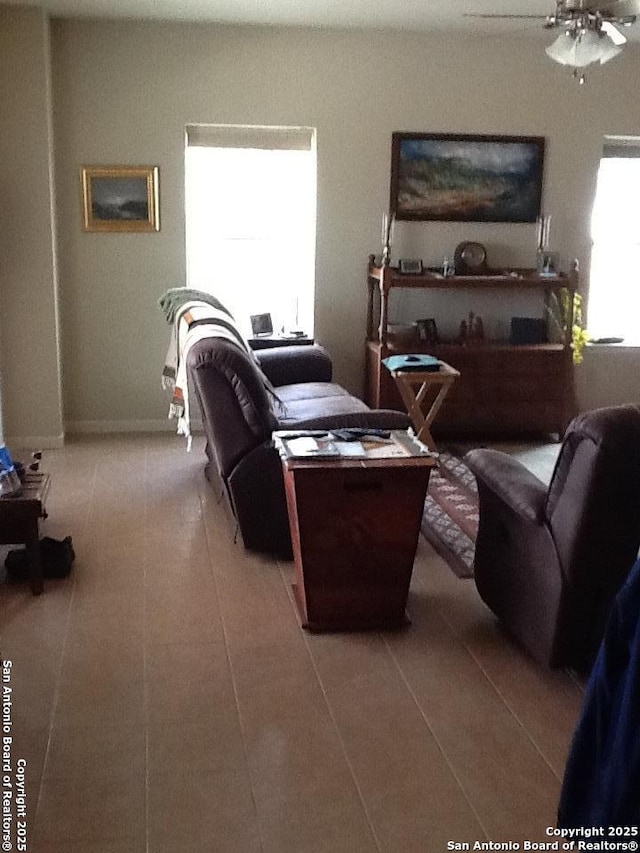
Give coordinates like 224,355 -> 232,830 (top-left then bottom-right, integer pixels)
81,165 -> 160,232
537,250 -> 559,275
250,313 -> 274,336
389,133 -> 545,223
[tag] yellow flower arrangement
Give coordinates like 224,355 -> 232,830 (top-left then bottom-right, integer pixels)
547,288 -> 589,365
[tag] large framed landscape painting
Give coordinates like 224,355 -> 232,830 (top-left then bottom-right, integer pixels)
390,133 -> 545,223
81,165 -> 160,232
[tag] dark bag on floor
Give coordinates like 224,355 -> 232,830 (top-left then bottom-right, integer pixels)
4,536 -> 75,582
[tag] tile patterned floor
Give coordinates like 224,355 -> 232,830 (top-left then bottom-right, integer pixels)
0,434 -> 582,852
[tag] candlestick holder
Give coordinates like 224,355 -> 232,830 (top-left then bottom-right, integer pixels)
381,212 -> 395,267
536,214 -> 553,273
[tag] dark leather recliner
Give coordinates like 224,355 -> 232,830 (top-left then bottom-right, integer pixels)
187,338 -> 409,559
465,404 -> 640,673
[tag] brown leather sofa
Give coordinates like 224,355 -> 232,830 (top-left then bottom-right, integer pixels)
187,337 -> 409,558
465,404 -> 640,673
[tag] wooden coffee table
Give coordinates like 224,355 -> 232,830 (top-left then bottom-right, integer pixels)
389,361 -> 460,451
0,472 -> 50,594
274,430 -> 435,631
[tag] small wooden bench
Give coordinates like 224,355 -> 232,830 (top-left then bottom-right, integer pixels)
0,472 -> 50,594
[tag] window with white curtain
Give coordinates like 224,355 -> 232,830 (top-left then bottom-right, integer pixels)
589,137 -> 640,344
185,124 -> 317,339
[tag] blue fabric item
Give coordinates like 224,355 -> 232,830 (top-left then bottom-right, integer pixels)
0,445 -> 14,472
557,556 -> 640,829
382,354 -> 440,372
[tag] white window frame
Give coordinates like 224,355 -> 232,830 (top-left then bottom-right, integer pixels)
184,124 -> 317,339
588,136 -> 640,345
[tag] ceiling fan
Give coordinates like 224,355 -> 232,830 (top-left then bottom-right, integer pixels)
464,0 -> 640,81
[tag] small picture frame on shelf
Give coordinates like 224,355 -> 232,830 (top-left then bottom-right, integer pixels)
399,259 -> 423,275
250,313 -> 273,336
415,317 -> 439,344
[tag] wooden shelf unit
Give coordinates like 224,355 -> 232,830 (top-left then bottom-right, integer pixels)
365,257 -> 578,437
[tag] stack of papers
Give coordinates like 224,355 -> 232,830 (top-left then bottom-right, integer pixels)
285,437 -> 366,458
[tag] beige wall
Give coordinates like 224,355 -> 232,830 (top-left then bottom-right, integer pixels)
2,11 -> 640,436
0,7 -> 63,446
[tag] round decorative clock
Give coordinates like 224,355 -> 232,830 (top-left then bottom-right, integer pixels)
454,241 -> 488,275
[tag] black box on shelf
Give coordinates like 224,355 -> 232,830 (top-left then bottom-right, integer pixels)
510,317 -> 547,345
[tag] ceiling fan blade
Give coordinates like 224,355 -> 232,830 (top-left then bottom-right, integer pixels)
463,13 -> 548,18
601,19 -> 628,41
580,0 -> 640,15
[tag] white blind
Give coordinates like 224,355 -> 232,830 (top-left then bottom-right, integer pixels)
602,135 -> 640,159
184,125 -> 317,337
186,124 -> 314,151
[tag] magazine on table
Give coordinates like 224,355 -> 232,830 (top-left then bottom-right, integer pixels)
283,436 -> 368,458
273,429 -> 433,461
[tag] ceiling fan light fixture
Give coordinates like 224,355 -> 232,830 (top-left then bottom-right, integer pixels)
601,20 -> 628,44
546,23 -> 624,69
572,28 -> 607,66
463,0 -> 637,79
598,33 -> 624,61
546,31 -> 575,64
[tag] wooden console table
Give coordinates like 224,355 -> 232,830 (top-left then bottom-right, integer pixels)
0,472 -> 50,594
365,257 -> 578,436
274,430 -> 435,631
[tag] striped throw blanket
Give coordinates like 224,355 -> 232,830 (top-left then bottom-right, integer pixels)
161,297 -> 255,449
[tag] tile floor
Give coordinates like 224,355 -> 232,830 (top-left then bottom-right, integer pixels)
0,434 -> 584,852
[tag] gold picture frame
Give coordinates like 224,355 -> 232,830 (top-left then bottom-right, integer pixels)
81,165 -> 160,232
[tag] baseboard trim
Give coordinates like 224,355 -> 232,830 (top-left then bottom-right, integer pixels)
5,434 -> 65,450
65,418 -> 203,435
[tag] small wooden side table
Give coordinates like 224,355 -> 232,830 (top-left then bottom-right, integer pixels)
274,430 -> 435,632
389,361 -> 460,451
0,472 -> 50,595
